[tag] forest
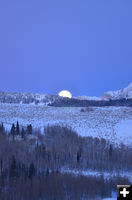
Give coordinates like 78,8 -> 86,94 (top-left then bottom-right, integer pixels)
49,97 -> 132,107
0,123 -> 131,199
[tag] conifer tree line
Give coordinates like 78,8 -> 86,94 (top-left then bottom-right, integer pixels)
10,121 -> 33,138
49,96 -> 132,107
0,123 -> 131,199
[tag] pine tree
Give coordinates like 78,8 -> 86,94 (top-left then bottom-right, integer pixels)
109,144 -> 112,157
10,124 -> 15,141
109,144 -> 113,163
29,163 -> 35,179
0,123 -> 5,134
21,127 -> 25,138
27,124 -> 32,135
16,121 -> 20,135
77,146 -> 82,164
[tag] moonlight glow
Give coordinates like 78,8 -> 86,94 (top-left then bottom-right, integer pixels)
58,90 -> 72,98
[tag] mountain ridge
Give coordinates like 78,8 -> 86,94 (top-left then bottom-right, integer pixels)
1,82 -> 132,105
104,82 -> 132,100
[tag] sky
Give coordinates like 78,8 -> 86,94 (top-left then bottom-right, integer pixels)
0,0 -> 132,97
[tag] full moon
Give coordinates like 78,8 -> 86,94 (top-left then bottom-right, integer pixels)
58,90 -> 72,98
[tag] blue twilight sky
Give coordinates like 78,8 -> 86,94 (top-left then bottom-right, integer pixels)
0,0 -> 132,97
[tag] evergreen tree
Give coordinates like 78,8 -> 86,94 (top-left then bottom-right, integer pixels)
0,123 -> 5,134
77,151 -> 81,164
10,124 -> 15,141
109,144 -> 113,163
77,146 -> 82,164
29,163 -> 35,179
16,121 -> 20,135
21,127 -> 25,138
27,124 -> 32,135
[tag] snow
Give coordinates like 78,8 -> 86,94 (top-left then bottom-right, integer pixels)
104,82 -> 132,100
0,103 -> 132,200
116,120 -> 132,137
1,103 -> 132,145
60,168 -> 132,182
123,82 -> 132,94
74,96 -> 102,101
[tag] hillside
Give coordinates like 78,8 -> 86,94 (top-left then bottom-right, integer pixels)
1,82 -> 132,107
104,82 -> 132,100
0,91 -> 60,105
0,103 -> 132,146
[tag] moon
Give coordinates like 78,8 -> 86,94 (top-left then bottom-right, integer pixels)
58,90 -> 72,98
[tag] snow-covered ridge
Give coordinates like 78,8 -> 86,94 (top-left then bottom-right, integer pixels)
74,95 -> 102,101
0,91 -> 104,105
75,82 -> 132,101
104,82 -> 132,100
1,82 -> 132,105
0,91 -> 60,105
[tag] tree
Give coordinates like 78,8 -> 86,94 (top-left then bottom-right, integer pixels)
21,127 -> 25,138
16,121 -> 20,135
109,144 -> 113,158
27,124 -> 32,135
77,147 -> 82,164
46,168 -> 49,176
29,163 -> 35,179
10,156 -> 17,178
0,159 -> 3,176
0,123 -> 5,134
10,124 -> 15,141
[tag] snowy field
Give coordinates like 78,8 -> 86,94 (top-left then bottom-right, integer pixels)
0,103 -> 132,145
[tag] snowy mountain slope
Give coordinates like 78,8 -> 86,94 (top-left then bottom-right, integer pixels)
0,91 -> 60,105
0,91 -> 103,105
1,82 -> 132,106
2,82 -> 132,106
0,103 -> 132,146
104,82 -> 132,100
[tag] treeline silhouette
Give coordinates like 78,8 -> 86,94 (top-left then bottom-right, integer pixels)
0,123 -> 132,199
49,97 -> 132,107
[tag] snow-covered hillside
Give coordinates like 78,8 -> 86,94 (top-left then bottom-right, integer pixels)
0,103 -> 132,146
2,82 -> 132,106
0,91 -> 60,105
1,82 -> 132,106
0,91 -> 103,105
104,82 -> 132,100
